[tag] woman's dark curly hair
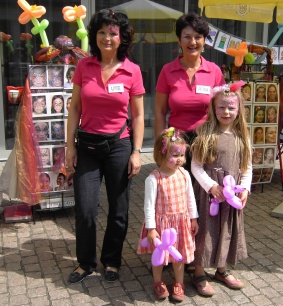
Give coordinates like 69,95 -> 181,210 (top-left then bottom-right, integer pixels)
175,13 -> 209,39
87,9 -> 134,61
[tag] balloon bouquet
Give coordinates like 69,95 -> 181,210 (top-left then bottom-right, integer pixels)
17,0 -> 89,64
210,175 -> 245,216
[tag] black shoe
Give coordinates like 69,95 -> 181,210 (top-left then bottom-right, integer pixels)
104,269 -> 119,283
68,267 -> 92,284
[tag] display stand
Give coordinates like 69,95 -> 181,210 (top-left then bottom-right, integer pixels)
29,64 -> 76,215
239,77 -> 280,190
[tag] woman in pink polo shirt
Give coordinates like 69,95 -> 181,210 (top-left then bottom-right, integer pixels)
66,9 -> 144,284
155,13 -> 225,169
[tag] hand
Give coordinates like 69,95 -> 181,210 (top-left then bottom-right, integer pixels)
66,145 -> 77,172
128,152 -> 141,179
210,185 -> 225,203
147,229 -> 160,245
238,189 -> 249,209
190,219 -> 199,236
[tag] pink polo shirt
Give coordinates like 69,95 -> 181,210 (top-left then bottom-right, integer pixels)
156,56 -> 225,132
72,56 -> 145,137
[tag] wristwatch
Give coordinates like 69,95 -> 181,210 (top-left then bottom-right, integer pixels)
133,147 -> 142,153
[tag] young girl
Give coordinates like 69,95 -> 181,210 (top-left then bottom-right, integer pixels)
137,127 -> 199,302
264,148 -> 275,165
190,81 -> 252,297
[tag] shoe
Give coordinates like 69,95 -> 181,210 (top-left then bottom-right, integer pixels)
184,263 -> 195,275
215,270 -> 244,289
192,275 -> 215,297
153,281 -> 169,300
68,266 -> 92,283
172,282 -> 184,302
104,269 -> 119,283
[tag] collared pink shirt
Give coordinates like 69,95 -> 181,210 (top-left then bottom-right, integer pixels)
156,56 -> 225,132
72,56 -> 145,136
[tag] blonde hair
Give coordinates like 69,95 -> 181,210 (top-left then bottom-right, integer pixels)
154,128 -> 188,167
191,90 -> 251,173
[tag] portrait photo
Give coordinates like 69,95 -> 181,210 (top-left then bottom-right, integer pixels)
253,126 -> 265,145
39,146 -> 51,167
47,65 -> 64,88
252,168 -> 262,184
29,65 -> 47,89
34,121 -> 50,142
254,84 -> 266,102
39,172 -> 53,192
265,126 -> 277,144
51,94 -> 64,115
51,120 -> 65,141
266,83 -> 279,102
52,146 -> 66,170
253,105 -> 266,124
64,65 -> 76,89
32,94 -> 47,117
263,147 -> 275,165
260,167 -> 274,183
64,94 -> 72,115
244,105 -> 251,123
266,105 -> 278,124
241,82 -> 253,102
252,148 -> 264,166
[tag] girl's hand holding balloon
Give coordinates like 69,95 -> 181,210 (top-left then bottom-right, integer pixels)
147,228 -> 160,245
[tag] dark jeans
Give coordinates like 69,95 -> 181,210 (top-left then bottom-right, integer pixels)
183,131 -> 197,181
73,137 -> 132,271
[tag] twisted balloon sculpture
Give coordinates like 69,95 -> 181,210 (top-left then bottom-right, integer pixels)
140,228 -> 183,266
210,175 -> 245,216
62,5 -> 88,53
17,0 -> 49,48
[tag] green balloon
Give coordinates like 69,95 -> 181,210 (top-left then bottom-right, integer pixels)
244,53 -> 255,64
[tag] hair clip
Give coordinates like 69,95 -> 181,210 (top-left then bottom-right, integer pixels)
212,80 -> 245,97
161,127 -> 180,154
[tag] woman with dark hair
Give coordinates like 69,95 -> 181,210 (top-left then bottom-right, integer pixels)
66,9 -> 144,284
154,11 -> 225,290
51,95 -> 64,114
155,13 -> 225,169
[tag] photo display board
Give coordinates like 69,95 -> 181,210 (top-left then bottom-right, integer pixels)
241,81 -> 280,184
29,64 -> 75,209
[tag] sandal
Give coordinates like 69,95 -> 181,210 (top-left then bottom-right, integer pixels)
153,281 -> 169,300
215,270 -> 244,289
172,282 -> 184,302
192,275 -> 215,297
104,269 -> 119,283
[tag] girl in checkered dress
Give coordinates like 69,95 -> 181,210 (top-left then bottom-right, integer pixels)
137,127 -> 199,302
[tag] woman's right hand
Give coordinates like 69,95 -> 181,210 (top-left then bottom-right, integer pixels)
66,144 -> 77,172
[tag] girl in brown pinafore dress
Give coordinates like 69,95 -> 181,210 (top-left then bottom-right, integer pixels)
190,81 -> 252,297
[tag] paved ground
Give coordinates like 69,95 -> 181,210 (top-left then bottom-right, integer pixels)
0,153 -> 283,306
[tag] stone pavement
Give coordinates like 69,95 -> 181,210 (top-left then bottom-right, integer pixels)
0,153 -> 283,306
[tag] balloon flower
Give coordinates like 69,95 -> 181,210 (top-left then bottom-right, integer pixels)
20,33 -> 33,59
210,175 -> 245,216
226,41 -> 248,67
17,0 -> 49,48
62,5 -> 88,53
140,228 -> 183,266
0,32 -> 14,54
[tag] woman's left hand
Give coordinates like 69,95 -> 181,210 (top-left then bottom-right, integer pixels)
128,152 -> 141,179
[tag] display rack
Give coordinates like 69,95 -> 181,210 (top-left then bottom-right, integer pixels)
29,64 -> 76,212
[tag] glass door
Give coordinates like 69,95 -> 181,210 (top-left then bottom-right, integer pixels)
0,0 -> 87,160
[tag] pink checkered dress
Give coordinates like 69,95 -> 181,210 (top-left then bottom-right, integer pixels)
137,167 -> 195,265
